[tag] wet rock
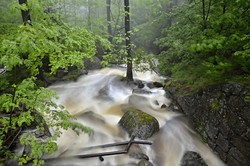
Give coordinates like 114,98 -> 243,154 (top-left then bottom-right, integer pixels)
215,146 -> 227,161
205,123 -> 219,141
129,144 -> 149,160
84,56 -> 102,70
171,83 -> 250,166
181,152 -> 207,166
43,69 -> 87,85
221,84 -> 243,95
132,89 -> 152,95
130,152 -> 149,161
232,138 -> 250,162
118,108 -> 159,139
153,82 -> 163,88
228,147 -> 248,166
56,69 -> 68,78
216,133 -> 229,152
137,159 -> 154,166
147,82 -> 163,89
134,79 -> 145,89
78,68 -> 88,75
242,106 -> 250,124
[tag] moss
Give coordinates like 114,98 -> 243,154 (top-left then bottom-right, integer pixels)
193,118 -> 208,143
210,100 -> 220,113
118,108 -> 159,139
43,70 -> 82,83
121,109 -> 156,129
61,70 -> 80,81
164,80 -> 172,89
244,92 -> 250,103
119,76 -> 126,81
129,109 -> 155,122
164,80 -> 200,96
194,118 -> 203,133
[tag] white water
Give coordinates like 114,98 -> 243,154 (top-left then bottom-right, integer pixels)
45,67 -> 226,166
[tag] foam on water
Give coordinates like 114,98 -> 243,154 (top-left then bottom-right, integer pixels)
46,68 -> 225,166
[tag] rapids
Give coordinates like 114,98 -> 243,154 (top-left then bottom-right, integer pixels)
45,67 -> 226,166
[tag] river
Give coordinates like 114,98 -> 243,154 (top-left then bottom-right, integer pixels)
44,67 -> 225,166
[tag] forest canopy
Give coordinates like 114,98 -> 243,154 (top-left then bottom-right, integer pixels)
0,0 -> 249,165
156,0 -> 250,91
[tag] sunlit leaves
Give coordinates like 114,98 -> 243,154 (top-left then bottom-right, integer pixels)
0,76 -> 93,165
0,93 -> 14,113
0,40 -> 23,71
0,1 -> 98,164
69,121 -> 93,136
233,34 -> 250,72
0,19 -> 97,75
190,35 -> 225,52
133,48 -> 157,72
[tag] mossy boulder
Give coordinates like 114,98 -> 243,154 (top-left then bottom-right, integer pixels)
118,108 -> 159,139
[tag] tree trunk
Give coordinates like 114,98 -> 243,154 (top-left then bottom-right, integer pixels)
201,0 -> 211,29
222,0 -> 226,14
124,0 -> 133,81
18,0 -> 31,25
87,0 -> 92,30
202,0 -> 206,29
205,0 -> 212,22
106,0 -> 113,43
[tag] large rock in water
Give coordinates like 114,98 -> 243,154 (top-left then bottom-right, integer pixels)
181,152 -> 207,166
83,56 -> 102,70
118,108 -> 159,139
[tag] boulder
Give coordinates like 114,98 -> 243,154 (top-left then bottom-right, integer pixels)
181,152 -> 207,166
147,82 -> 163,89
118,108 -> 159,140
137,159 -> 154,166
84,56 -> 102,70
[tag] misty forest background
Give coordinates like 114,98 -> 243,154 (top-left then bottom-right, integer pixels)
0,0 -> 249,165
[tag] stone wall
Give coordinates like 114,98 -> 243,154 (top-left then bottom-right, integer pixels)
168,84 -> 250,166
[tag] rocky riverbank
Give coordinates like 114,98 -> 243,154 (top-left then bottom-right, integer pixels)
166,83 -> 250,166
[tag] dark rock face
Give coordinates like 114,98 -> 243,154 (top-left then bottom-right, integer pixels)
118,108 -> 159,140
147,82 -> 164,89
168,84 -> 250,166
181,152 -> 207,166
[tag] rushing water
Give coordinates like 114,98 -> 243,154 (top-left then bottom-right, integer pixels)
44,67 -> 226,166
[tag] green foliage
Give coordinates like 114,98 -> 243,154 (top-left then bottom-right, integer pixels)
0,21 -> 96,75
0,1 -> 98,165
157,0 -> 250,91
133,48 -> 157,71
131,0 -> 173,52
245,95 -> 250,103
210,99 -> 220,113
69,121 -> 94,136
0,77 -> 93,165
0,0 -> 21,23
101,33 -> 130,66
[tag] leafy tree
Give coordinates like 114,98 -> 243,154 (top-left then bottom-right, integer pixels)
130,0 -> 175,54
0,0 -> 107,165
157,0 -> 250,91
